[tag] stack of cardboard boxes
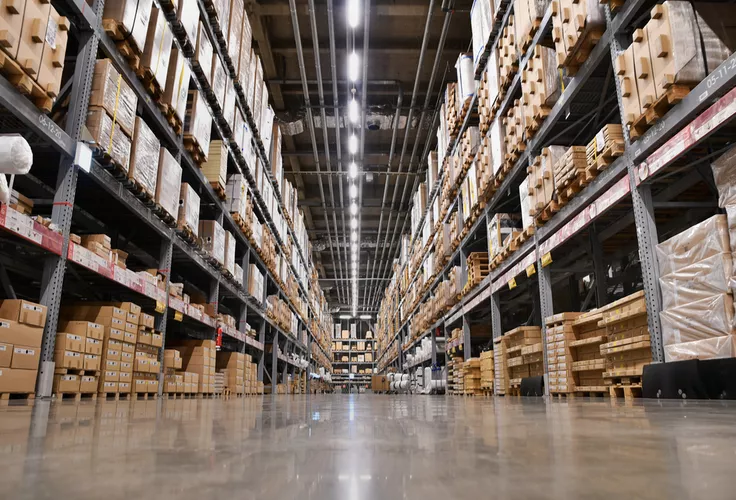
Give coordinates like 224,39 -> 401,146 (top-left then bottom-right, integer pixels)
480,350 -> 494,392
133,309 -> 162,396
174,339 -> 216,394
53,319 -> 104,396
0,300 -> 47,394
216,351 -> 244,395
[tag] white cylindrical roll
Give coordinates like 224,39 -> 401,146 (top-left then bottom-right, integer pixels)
0,174 -> 8,204
0,135 -> 33,175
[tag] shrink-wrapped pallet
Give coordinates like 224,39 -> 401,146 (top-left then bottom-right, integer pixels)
86,108 -> 131,170
489,118 -> 506,176
660,294 -> 734,345
129,117 -> 160,197
238,10 -> 252,89
202,140 -> 228,192
551,0 -> 605,68
141,8 -> 173,92
215,0 -> 230,39
89,59 -> 137,137
163,48 -> 191,124
471,0 -> 493,66
211,55 -> 226,108
228,0 -> 244,63
195,22 -> 213,86
184,90 -> 212,158
16,0 -> 51,76
156,148 -> 182,220
102,0 -> 153,54
176,0 -> 198,46
711,144 -> 736,207
178,183 -> 200,235
655,215 -> 730,277
455,53 -> 475,110
488,214 -> 521,257
660,253 -> 732,309
226,174 -> 248,219
665,335 -> 736,362
519,178 -> 532,230
224,231 -> 236,276
200,220 -> 226,265
223,80 -> 236,131
252,55 -> 263,126
523,46 -> 566,122
37,8 -> 70,98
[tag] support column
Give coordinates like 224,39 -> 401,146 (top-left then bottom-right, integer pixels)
271,330 -> 279,394
156,239 -> 173,396
462,315 -> 471,361
589,226 -> 607,307
538,262 -> 554,396
491,293 -> 502,339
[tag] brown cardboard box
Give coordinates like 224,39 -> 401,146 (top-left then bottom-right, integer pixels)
0,367 -> 37,392
103,347 -> 121,362
124,321 -> 137,334
134,358 -> 150,372
121,342 -> 135,354
59,321 -> 105,340
16,0 -> 51,77
99,380 -> 118,393
53,374 -> 80,394
151,333 -> 163,347
138,331 -> 152,345
0,343 -> 11,367
0,300 -> 48,327
140,313 -> 155,329
80,305 -> 126,322
85,337 -> 102,355
0,0 -> 24,61
105,327 -> 125,342
54,350 -> 82,370
37,8 -> 69,98
147,378 -> 159,392
119,360 -> 133,373
123,331 -> 137,345
83,354 -> 100,371
120,352 -> 134,367
101,370 -> 119,383
56,333 -> 84,352
133,377 -> 148,393
103,359 -> 119,372
79,375 -> 97,393
11,345 -> 39,370
0,320 -> 43,348
118,381 -> 131,393
118,370 -> 132,384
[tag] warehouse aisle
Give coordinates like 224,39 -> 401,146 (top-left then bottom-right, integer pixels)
0,395 -> 734,499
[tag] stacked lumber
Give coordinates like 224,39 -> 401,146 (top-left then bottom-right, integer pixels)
544,312 -> 581,395
504,326 -> 542,394
551,0 -> 606,74
493,335 -> 508,395
527,146 -> 565,225
521,46 -> 563,136
463,358 -> 482,395
585,124 -> 625,174
497,16 -> 519,89
570,309 -> 608,395
464,252 -> 490,294
202,140 -> 228,199
553,145 -> 587,204
480,350 -> 494,392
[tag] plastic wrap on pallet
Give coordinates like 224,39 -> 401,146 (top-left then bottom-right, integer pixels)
184,90 -> 212,159
485,51 -> 501,110
86,107 -> 131,171
176,0 -> 198,45
252,57 -> 264,126
195,21 -> 213,86
656,215 -> 730,277
163,48 -> 191,124
129,117 -> 159,197
471,0 -> 493,66
710,144 -> 736,208
178,183 -> 200,235
234,263 -> 243,285
659,253 -> 732,309
228,0 -> 244,63
238,10 -> 253,88
102,0 -> 153,55
665,334 -> 736,362
141,8 -> 173,92
226,174 -> 248,219
519,177 -> 533,230
251,219 -> 262,248
233,108 -> 245,151
224,80 -> 236,130
489,118 -> 506,176
455,53 -> 476,108
215,0 -> 230,39
200,220 -> 226,265
89,59 -> 137,137
660,293 -> 735,345
488,213 -> 522,257
260,96 -> 273,150
224,231 -> 236,276
211,56 -> 226,108
156,148 -> 182,220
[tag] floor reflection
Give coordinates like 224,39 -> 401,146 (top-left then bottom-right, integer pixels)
0,395 -> 734,499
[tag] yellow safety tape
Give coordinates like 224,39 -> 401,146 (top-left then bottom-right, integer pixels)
558,68 -> 565,93
108,74 -> 122,155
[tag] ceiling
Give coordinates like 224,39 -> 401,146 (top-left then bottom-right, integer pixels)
246,0 -> 473,313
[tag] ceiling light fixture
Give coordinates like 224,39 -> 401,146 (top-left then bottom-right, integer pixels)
348,133 -> 358,154
349,184 -> 357,198
347,0 -> 360,28
348,96 -> 360,124
350,217 -> 358,229
351,231 -> 357,242
348,161 -> 358,179
348,51 -> 359,82
350,202 -> 358,215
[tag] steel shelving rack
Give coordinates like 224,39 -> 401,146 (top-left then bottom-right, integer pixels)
331,319 -> 375,391
0,0 -> 332,397
376,0 -> 736,383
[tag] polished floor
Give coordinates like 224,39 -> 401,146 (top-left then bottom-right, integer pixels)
0,394 -> 735,499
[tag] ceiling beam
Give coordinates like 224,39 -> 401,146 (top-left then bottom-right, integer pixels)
270,40 -> 468,55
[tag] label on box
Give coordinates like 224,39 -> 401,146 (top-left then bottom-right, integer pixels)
85,354 -> 96,359
0,322 -> 8,329
105,371 -> 116,377
14,348 -> 34,355
82,376 -> 94,382
122,352 -> 132,359
45,17 -> 57,49
88,339 -> 100,345
103,382 -> 115,389
62,375 -> 75,381
23,304 -> 42,312
0,346 -> 5,351
112,318 -> 123,326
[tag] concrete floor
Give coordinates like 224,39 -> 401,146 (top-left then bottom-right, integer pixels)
0,395 -> 735,499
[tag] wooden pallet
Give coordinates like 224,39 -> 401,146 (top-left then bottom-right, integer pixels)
210,181 -> 227,200
135,66 -> 163,100
54,392 -> 98,402
177,224 -> 200,247
574,386 -> 610,398
184,135 -> 207,164
0,392 -> 35,406
609,384 -> 642,401
158,102 -> 183,135
630,85 -> 692,141
153,203 -> 177,227
98,392 -> 131,401
562,26 -> 605,76
0,51 -> 53,113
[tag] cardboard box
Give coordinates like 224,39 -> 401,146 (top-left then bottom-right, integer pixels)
16,0 -> 51,77
140,313 -> 155,329
53,374 -> 80,394
178,183 -> 200,235
0,300 -> 48,327
101,0 -> 153,54
79,375 -> 97,393
54,350 -> 82,370
118,381 -> 131,393
84,354 -> 100,371
56,333 -> 84,352
37,8 -> 70,98
138,331 -> 152,345
0,342 -> 11,367
151,333 -> 163,347
0,367 -> 36,393
141,7 -> 172,92
88,60 -> 137,137
119,360 -> 133,373
156,147 -> 183,222
11,345 -> 39,370
99,381 -> 118,393
59,321 -> 104,340
85,337 -> 102,355
118,370 -> 132,384
123,331 -> 137,345
103,359 -> 119,372
0,0 -> 24,63
101,370 -> 119,383
79,305 -> 126,322
0,320 -> 43,348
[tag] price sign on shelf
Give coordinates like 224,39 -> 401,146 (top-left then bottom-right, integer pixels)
541,252 -> 553,267
174,311 -> 183,322
526,263 -> 536,277
155,301 -> 165,313
508,278 -> 517,290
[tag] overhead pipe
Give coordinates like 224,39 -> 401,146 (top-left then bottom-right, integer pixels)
363,0 -> 435,307
308,0 -> 348,305
288,0 -> 343,304
327,0 -> 351,309
373,9 -> 453,306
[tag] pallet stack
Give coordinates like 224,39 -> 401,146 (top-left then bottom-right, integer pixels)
502,99 -> 526,165
570,309 -> 608,395
599,291 -> 650,400
184,89 -> 213,163
514,0 -> 547,52
0,300 -> 47,401
553,145 -> 587,205
527,146 -> 565,226
216,351 -> 245,395
585,124 -> 625,173
504,326 -> 542,395
545,313 -> 580,396
53,319 -> 103,400
520,46 -> 563,136
174,339 -> 217,394
615,1 -> 736,140
463,252 -> 490,295
551,0 -> 606,74
497,15 -> 518,89
480,350 -> 494,393
453,355 -> 465,395
493,336 -> 508,395
478,53 -> 500,134
464,358 -> 482,395
203,140 -> 228,199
